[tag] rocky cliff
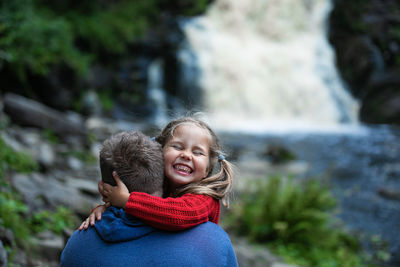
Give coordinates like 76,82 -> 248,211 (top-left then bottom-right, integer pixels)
329,0 -> 400,124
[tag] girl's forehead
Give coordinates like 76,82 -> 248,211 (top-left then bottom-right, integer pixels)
171,123 -> 211,141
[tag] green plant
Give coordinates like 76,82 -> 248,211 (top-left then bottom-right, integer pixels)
67,0 -> 159,55
42,129 -> 60,144
0,135 -> 77,252
28,206 -> 76,235
226,175 -> 366,267
98,90 -> 114,112
0,189 -> 30,242
0,136 -> 39,177
0,0 -> 90,79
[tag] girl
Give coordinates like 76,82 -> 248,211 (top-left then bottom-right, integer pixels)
79,117 -> 234,231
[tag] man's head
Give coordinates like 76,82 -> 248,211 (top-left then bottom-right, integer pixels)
99,131 -> 164,195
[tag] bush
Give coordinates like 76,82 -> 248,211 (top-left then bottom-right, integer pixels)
0,0 -> 90,79
226,175 -> 366,267
0,0 -> 211,82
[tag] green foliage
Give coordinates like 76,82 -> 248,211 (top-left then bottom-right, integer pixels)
68,0 -> 159,54
0,0 -> 160,79
226,175 -> 366,267
0,136 -> 77,251
42,129 -> 60,144
0,0 -> 212,94
28,206 -> 76,235
0,0 -> 91,78
0,185 -> 77,245
0,136 -> 39,177
98,90 -> 114,112
0,188 -> 30,242
172,0 -> 212,16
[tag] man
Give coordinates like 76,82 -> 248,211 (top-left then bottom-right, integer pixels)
60,131 -> 238,266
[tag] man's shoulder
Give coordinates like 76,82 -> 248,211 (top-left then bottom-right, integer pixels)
185,222 -> 232,242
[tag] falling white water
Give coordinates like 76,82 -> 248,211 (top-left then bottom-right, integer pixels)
180,0 -> 360,132
147,59 -> 169,127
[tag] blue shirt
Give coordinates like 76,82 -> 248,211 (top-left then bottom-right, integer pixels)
61,207 -> 238,267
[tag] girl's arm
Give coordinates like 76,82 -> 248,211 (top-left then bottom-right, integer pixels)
101,172 -> 221,231
125,192 -> 220,231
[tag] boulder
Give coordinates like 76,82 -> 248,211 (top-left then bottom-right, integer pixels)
11,173 -> 100,217
0,241 -> 6,267
3,93 -> 87,142
329,0 -> 400,125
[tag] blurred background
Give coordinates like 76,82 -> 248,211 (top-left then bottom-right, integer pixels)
0,0 -> 399,266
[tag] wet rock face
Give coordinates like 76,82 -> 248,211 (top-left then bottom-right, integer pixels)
329,0 -> 400,125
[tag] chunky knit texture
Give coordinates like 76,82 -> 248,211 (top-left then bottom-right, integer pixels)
125,193 -> 220,231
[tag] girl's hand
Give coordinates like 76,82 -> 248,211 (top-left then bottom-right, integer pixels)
78,204 -> 107,230
101,171 -> 130,208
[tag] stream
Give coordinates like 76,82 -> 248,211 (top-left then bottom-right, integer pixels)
219,124 -> 400,263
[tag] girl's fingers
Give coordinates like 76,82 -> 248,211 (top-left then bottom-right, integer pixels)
89,213 -> 95,226
112,171 -> 123,186
78,221 -> 85,230
102,183 -> 113,191
79,218 -> 89,230
98,181 -> 104,196
112,171 -> 129,195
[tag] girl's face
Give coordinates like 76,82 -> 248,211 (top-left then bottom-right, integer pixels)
163,124 -> 211,191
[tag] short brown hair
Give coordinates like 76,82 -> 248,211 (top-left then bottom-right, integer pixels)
99,131 -> 164,194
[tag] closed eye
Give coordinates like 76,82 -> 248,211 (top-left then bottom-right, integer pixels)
171,144 -> 183,150
193,150 -> 205,156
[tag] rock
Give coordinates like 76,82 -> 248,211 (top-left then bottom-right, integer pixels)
11,173 -> 47,212
67,157 -> 84,171
66,178 -> 99,197
0,240 -> 7,267
37,142 -> 56,168
0,226 -> 15,247
32,231 -> 64,262
10,249 -> 28,266
232,237 -> 298,267
2,128 -> 56,169
86,116 -> 149,142
3,93 -> 88,142
62,228 -> 74,247
0,131 -> 25,152
80,90 -> 103,117
11,173 -> 100,216
360,73 -> 400,124
329,0 -> 400,125
378,187 -> 400,201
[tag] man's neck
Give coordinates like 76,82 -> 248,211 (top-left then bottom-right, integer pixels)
150,190 -> 163,197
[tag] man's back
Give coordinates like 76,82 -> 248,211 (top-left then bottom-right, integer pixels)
61,207 -> 238,267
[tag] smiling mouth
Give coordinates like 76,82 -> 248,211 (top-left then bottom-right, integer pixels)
173,164 -> 193,174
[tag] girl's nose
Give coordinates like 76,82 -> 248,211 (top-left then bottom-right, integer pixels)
180,150 -> 191,160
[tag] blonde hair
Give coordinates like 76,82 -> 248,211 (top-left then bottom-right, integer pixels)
155,117 -> 234,207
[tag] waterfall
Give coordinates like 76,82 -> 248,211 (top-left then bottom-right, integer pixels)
179,0 -> 360,132
147,59 -> 169,126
